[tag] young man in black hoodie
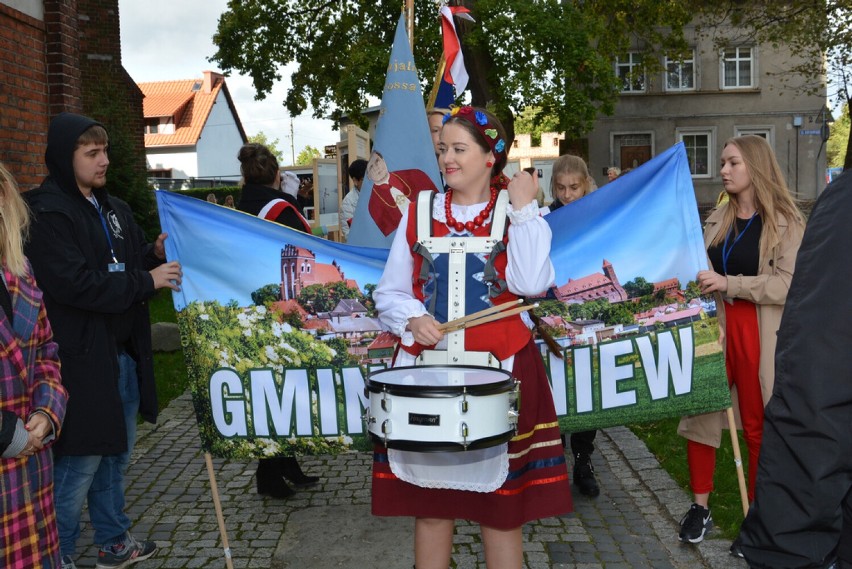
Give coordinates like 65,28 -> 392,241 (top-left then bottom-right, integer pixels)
24,113 -> 182,569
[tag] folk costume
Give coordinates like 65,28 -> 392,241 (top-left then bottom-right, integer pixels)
371,107 -> 572,529
1,263 -> 67,568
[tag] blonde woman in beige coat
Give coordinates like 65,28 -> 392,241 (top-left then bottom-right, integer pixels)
676,135 -> 805,545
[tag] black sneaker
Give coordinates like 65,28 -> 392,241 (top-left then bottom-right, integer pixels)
678,503 -> 712,543
730,540 -> 744,558
95,535 -> 158,568
572,454 -> 600,497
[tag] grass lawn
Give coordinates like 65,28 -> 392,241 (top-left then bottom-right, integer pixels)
630,417 -> 749,540
149,288 -> 746,539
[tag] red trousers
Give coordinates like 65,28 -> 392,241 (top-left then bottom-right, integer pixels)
688,299 -> 764,501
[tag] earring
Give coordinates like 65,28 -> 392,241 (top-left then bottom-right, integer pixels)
486,161 -> 494,168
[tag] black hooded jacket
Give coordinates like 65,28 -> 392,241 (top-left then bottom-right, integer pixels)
23,113 -> 163,456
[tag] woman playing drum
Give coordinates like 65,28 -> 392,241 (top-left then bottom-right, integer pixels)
372,106 -> 572,569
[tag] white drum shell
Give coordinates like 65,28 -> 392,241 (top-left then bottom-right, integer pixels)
364,366 -> 519,451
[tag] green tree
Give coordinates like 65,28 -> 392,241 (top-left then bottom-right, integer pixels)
602,302 -> 635,326
251,283 -> 282,305
296,145 -> 322,166
534,299 -> 569,318
684,280 -> 703,303
247,131 -> 285,163
210,0 -> 696,139
514,106 -> 561,146
828,104 -> 850,169
297,281 -> 364,314
623,277 -> 654,299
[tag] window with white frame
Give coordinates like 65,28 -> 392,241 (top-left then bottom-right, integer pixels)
677,128 -> 714,178
616,52 -> 645,93
721,47 -> 755,88
665,51 -> 696,91
735,126 -> 773,144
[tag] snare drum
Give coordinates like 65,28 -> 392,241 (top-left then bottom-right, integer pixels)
363,365 -> 520,452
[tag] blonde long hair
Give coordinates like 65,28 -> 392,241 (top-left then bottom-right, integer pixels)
711,136 -> 804,261
0,162 -> 30,276
550,154 -> 593,201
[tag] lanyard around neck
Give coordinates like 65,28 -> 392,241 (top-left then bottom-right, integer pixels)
90,199 -> 119,264
721,212 -> 757,275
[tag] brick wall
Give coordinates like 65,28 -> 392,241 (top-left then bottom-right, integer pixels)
0,3 -> 50,187
0,0 -> 144,192
77,0 -> 146,177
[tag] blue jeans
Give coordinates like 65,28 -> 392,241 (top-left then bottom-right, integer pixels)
54,351 -> 140,556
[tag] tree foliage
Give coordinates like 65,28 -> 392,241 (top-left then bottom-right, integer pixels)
296,145 -> 322,165
623,277 -> 654,299
211,1 -> 844,160
251,283 -> 282,306
297,282 -> 364,314
247,131 -> 286,163
211,0 -> 695,140
828,104 -> 850,168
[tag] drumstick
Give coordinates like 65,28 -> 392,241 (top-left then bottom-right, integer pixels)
437,299 -> 523,332
440,303 -> 538,333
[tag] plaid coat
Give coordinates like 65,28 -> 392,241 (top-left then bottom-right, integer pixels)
0,263 -> 66,569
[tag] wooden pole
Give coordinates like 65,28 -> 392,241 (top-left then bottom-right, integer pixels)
205,452 -> 235,569
426,54 -> 447,110
725,407 -> 750,517
405,0 -> 414,49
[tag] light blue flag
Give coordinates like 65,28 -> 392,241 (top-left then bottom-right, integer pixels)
346,13 -> 442,248
546,143 -> 708,289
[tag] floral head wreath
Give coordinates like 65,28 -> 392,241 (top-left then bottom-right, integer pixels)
442,106 -> 507,159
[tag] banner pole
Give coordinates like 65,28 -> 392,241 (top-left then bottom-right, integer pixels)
405,0 -> 414,49
426,54 -> 447,110
205,452 -> 235,569
725,407 -> 750,517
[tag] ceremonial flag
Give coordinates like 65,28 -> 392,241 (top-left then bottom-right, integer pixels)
346,14 -> 442,248
440,6 -> 473,95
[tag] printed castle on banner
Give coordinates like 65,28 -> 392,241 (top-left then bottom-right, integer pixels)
530,259 -> 715,350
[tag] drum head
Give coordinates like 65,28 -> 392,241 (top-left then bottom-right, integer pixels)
365,365 -> 515,397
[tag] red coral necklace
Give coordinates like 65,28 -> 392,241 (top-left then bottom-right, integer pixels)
444,186 -> 498,232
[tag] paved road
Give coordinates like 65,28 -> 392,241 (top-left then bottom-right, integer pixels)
67,392 -> 748,568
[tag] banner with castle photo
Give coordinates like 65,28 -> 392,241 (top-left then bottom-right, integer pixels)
156,142 -> 730,459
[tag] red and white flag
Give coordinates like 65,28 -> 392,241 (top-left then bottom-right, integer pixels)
440,6 -> 474,95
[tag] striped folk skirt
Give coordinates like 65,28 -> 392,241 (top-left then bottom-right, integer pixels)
371,340 -> 573,529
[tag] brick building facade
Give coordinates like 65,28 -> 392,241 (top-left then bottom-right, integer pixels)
0,0 -> 144,191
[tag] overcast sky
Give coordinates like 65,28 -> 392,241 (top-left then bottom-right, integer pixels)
118,0 -> 337,165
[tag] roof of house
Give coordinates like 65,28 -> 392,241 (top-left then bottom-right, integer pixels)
368,331 -> 398,351
270,299 -> 307,317
332,299 -> 368,315
138,71 -> 247,148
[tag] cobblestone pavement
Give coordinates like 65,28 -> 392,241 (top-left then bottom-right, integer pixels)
68,392 -> 748,568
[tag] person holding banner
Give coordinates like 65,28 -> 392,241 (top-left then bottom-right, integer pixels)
1,162 -> 68,569
237,144 -> 312,234
235,142 -> 320,499
677,135 -> 805,544
24,113 -> 180,568
372,106 -> 571,569
540,154 -> 600,498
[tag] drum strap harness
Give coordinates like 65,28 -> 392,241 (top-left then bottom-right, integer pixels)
411,189 -> 510,369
